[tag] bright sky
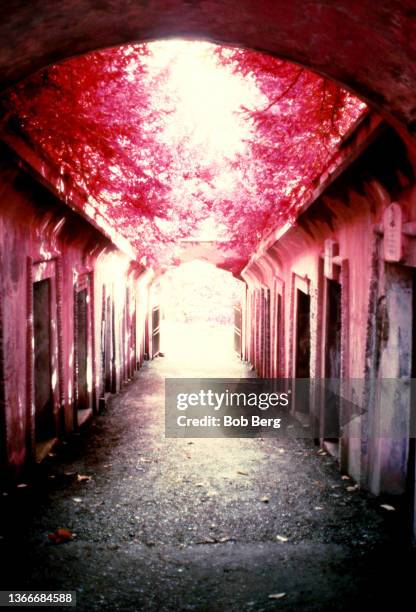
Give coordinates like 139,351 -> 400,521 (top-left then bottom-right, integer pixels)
141,40 -> 265,242
145,40 -> 263,162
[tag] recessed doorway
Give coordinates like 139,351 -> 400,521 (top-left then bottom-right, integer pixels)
33,278 -> 57,460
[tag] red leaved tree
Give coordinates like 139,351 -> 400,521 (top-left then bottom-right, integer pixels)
1,42 -> 366,272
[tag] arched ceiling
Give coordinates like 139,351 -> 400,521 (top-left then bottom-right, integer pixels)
0,1 -> 415,131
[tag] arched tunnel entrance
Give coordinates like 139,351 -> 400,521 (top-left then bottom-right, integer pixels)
158,261 -> 244,374
0,12 -> 416,610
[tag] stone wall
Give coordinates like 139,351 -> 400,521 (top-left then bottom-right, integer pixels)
0,143 -> 151,482
242,124 -> 416,499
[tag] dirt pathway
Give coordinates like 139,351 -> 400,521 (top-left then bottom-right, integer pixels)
0,329 -> 414,610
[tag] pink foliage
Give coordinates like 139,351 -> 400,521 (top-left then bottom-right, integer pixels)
1,43 -> 366,272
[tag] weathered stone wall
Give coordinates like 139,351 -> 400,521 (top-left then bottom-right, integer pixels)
0,144 -> 150,482
243,124 -> 416,496
0,1 -> 415,132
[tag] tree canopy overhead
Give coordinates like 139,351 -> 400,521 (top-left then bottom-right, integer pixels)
1,41 -> 366,273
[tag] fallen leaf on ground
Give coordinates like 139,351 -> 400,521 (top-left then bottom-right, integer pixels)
77,474 -> 91,482
237,470 -> 249,476
72,497 -> 82,503
197,537 -> 217,544
346,485 -> 359,492
197,536 -> 234,544
268,593 -> 286,600
260,496 -> 270,503
380,504 -> 395,511
218,536 -> 233,543
314,506 -> 324,510
48,528 -> 74,544
276,535 -> 289,542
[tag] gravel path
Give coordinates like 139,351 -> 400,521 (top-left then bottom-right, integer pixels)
0,328 -> 415,611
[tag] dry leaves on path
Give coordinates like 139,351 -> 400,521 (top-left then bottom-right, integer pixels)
48,528 -> 74,544
380,504 -> 395,512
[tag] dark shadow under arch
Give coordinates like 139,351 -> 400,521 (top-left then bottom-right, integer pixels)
0,0 -> 415,132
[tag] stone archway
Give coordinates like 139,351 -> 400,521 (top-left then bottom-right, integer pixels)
0,0 -> 415,131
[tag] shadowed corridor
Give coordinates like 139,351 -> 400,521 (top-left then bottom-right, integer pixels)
0,7 -> 416,607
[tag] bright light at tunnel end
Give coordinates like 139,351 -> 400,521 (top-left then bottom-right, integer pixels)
145,39 -> 263,160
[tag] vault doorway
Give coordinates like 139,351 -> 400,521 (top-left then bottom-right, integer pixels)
323,278 -> 342,458
74,282 -> 93,426
407,270 -> 416,543
294,288 -> 311,418
33,278 -> 57,459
